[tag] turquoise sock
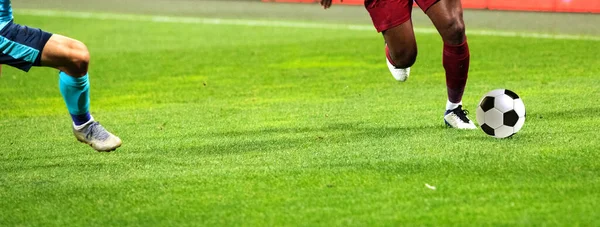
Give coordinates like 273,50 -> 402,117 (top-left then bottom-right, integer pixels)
59,72 -> 91,126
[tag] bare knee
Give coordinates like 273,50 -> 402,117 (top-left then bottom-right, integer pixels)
66,40 -> 90,77
41,35 -> 91,77
440,18 -> 466,45
389,47 -> 417,68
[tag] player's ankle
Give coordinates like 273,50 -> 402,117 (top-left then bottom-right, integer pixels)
446,100 -> 462,111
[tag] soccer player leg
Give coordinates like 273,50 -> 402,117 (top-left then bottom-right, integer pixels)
41,34 -> 122,151
424,0 -> 475,129
365,0 -> 417,82
383,22 -> 417,82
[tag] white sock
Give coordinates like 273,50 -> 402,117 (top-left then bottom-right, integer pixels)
446,100 -> 462,111
73,116 -> 95,131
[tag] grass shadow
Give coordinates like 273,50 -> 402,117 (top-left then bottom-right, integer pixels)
528,107 -> 600,121
157,122 -> 450,155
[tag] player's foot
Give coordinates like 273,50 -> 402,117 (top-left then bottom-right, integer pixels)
387,58 -> 410,82
386,45 -> 410,82
444,105 -> 477,129
73,121 -> 122,152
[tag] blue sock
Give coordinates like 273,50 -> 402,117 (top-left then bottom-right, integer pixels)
59,72 -> 92,126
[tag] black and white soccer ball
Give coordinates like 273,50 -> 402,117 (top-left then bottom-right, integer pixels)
476,89 -> 526,138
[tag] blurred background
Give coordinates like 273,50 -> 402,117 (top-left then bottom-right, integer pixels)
12,0 -> 600,35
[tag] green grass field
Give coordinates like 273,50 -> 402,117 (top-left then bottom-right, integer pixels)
1,9 -> 599,226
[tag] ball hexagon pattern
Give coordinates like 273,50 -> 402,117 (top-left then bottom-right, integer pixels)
480,96 -> 495,112
480,124 -> 495,136
494,94 -> 514,113
514,117 -> 526,133
484,108 -> 504,129
495,125 -> 515,139
503,110 -> 520,126
476,89 -> 526,139
514,98 -> 526,117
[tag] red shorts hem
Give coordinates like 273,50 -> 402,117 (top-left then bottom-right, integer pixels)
416,0 -> 440,13
365,0 -> 440,33
374,17 -> 410,33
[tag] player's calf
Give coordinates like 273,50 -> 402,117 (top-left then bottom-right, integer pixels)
381,22 -> 417,82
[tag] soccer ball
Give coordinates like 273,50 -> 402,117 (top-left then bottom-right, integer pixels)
476,89 -> 526,138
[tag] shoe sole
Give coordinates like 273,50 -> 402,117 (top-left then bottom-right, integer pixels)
444,120 -> 452,128
75,136 -> 122,152
444,118 -> 477,130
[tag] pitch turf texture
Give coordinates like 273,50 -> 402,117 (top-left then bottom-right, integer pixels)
1,9 -> 600,226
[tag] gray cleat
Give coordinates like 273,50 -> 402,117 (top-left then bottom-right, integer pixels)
73,121 -> 122,152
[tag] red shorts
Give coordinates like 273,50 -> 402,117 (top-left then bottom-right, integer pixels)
365,0 -> 440,32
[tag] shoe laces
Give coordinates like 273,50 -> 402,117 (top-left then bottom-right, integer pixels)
452,105 -> 471,123
85,122 -> 110,141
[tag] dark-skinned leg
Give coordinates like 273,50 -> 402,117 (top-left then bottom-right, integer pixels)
383,20 -> 418,81
383,20 -> 418,69
426,0 -> 466,45
426,0 -> 475,129
427,0 -> 468,105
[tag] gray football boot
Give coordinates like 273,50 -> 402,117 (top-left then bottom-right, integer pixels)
73,121 -> 122,152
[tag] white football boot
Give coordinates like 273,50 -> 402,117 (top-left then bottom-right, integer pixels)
444,105 -> 477,129
387,57 -> 410,82
73,121 -> 122,152
385,45 -> 410,82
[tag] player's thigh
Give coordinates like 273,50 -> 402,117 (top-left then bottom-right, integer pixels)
423,0 -> 465,44
364,0 -> 414,33
40,34 -> 89,75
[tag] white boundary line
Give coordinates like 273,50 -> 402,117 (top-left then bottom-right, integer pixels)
17,9 -> 600,41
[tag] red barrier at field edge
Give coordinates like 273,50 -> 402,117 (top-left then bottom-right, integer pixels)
261,0 -> 600,13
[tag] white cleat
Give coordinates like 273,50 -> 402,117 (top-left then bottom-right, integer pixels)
444,105 -> 477,130
73,121 -> 122,152
386,56 -> 410,82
